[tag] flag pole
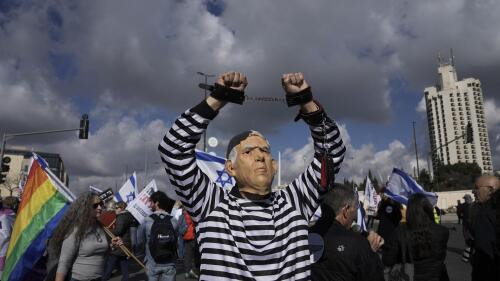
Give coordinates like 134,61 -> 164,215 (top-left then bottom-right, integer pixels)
363,175 -> 369,207
278,151 -> 281,186
101,224 -> 145,269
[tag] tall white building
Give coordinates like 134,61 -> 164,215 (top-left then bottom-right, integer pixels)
424,55 -> 493,174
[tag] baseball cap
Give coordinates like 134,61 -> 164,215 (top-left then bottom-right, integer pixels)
226,130 -> 267,158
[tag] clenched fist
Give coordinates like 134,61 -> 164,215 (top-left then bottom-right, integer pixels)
281,72 -> 310,94
216,71 -> 248,92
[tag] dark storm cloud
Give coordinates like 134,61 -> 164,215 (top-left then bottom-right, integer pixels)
1,0 -> 499,191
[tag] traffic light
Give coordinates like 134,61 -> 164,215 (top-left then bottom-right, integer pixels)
466,122 -> 473,144
79,114 -> 89,139
0,156 -> 11,184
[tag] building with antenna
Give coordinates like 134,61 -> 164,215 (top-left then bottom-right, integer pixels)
424,50 -> 493,174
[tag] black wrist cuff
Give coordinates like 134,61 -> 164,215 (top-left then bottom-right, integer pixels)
191,100 -> 219,120
294,100 -> 325,125
210,83 -> 245,105
286,87 -> 313,107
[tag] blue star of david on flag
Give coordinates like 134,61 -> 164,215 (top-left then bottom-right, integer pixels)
125,191 -> 136,203
114,172 -> 138,203
195,150 -> 235,190
216,169 -> 233,188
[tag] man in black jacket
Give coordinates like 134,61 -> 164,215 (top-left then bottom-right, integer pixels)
310,184 -> 385,281
470,175 -> 499,281
102,201 -> 139,281
377,194 -> 402,242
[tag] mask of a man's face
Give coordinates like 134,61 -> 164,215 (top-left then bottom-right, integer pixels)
227,135 -> 277,193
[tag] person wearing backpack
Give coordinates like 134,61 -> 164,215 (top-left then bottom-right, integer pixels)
137,191 -> 187,281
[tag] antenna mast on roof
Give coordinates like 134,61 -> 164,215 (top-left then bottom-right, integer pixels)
450,48 -> 455,66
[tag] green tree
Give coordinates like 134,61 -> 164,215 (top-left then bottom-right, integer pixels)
418,169 -> 432,191
343,178 -> 357,189
359,176 -> 367,191
434,162 -> 482,191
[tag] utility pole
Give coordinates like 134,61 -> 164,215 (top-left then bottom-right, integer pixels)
196,72 -> 215,152
412,121 -> 420,180
144,139 -> 148,180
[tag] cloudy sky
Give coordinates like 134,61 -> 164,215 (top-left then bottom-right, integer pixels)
1,0 -> 499,194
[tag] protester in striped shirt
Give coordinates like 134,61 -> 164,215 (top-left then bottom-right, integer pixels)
158,71 -> 345,280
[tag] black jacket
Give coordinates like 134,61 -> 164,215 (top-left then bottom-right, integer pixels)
383,223 -> 449,281
470,199 -> 498,281
112,211 -> 139,256
377,199 -> 402,241
461,202 -> 474,244
310,205 -> 384,281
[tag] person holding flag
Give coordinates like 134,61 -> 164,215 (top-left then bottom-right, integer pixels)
383,193 -> 450,281
378,168 -> 438,242
48,192 -> 123,281
384,168 -> 437,206
2,153 -> 75,281
102,201 -> 139,281
159,71 -> 345,280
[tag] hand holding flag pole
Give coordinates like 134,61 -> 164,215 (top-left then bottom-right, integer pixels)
100,222 -> 146,269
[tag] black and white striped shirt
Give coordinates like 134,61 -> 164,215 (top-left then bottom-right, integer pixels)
159,101 -> 345,280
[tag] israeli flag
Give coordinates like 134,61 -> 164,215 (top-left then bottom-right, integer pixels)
114,172 -> 138,203
195,150 -> 235,190
89,185 -> 103,194
385,168 -> 438,206
356,202 -> 367,233
354,186 -> 367,233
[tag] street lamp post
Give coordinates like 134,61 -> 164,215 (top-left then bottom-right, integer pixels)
196,71 -> 215,152
412,121 -> 420,180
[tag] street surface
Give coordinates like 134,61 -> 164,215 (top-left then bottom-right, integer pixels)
110,213 -> 471,281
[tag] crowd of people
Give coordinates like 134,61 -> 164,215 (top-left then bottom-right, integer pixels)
1,176 -> 497,281
0,71 -> 499,281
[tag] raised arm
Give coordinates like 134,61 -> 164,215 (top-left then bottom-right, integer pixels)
158,72 -> 247,222
280,72 -> 346,222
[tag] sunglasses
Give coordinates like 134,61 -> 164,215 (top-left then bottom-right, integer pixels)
474,185 -> 493,190
93,202 -> 104,209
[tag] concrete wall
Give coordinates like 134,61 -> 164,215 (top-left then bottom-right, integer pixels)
435,190 -> 474,210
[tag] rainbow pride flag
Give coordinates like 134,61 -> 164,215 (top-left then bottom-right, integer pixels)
1,153 -> 75,281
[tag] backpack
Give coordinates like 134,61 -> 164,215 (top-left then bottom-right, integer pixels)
148,214 -> 177,263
